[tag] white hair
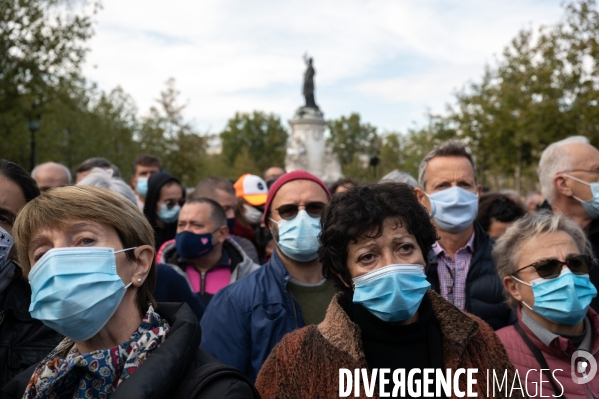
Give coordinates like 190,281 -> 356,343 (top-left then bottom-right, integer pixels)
31,162 -> 72,184
380,170 -> 419,188
538,136 -> 590,203
77,167 -> 138,205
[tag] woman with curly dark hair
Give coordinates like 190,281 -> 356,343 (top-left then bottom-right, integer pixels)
256,182 -> 523,399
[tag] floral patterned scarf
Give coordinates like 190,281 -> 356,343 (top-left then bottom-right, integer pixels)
23,305 -> 169,399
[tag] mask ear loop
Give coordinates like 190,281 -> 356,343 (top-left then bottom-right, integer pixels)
510,275 -> 534,310
115,247 -> 138,290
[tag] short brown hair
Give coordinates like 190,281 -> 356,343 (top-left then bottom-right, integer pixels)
194,176 -> 235,199
418,140 -> 477,190
13,186 -> 157,316
133,154 -> 162,174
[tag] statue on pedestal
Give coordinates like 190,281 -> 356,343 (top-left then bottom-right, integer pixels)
302,54 -> 318,110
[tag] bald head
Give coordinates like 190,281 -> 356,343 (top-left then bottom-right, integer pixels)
32,162 -> 71,192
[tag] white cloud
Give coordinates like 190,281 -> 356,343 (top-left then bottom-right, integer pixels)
82,0 -> 564,133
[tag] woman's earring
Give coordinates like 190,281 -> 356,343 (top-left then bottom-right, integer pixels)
137,278 -> 142,282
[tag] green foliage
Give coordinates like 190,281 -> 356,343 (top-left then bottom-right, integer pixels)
327,113 -> 377,168
220,111 -> 288,174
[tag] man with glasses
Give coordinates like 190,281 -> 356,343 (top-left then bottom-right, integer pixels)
414,140 -> 511,329
200,170 -> 333,382
538,135 -> 599,312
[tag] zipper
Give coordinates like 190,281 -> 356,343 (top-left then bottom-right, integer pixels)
200,271 -> 206,295
284,276 -> 299,329
581,369 -> 595,399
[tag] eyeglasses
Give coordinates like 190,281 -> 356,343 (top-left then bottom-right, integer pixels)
275,202 -> 326,220
513,254 -> 596,279
164,198 -> 185,209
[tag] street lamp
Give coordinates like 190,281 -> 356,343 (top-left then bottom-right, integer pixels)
27,108 -> 41,172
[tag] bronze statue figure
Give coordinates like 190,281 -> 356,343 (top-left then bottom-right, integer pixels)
303,54 -> 318,109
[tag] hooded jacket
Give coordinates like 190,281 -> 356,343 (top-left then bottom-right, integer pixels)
2,302 -> 257,399
159,236 -> 260,305
256,290 -> 523,399
143,172 -> 183,250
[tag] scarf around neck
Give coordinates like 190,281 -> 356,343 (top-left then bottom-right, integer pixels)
24,304 -> 169,399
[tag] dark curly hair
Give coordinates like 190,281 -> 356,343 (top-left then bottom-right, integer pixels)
318,182 -> 438,292
476,193 -> 526,233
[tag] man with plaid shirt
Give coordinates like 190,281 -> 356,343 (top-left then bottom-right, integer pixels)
415,141 -> 512,330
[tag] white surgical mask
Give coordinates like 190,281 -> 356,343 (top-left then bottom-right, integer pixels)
244,203 -> 263,225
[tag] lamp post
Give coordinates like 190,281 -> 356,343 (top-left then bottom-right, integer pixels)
27,108 -> 41,172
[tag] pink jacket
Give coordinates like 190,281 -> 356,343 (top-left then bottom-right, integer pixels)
496,308 -> 599,399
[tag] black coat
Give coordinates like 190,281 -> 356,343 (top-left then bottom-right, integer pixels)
0,265 -> 62,398
3,302 -> 257,399
585,217 -> 599,313
426,222 -> 512,330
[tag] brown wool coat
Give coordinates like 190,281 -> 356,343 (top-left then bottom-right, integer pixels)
256,290 -> 526,399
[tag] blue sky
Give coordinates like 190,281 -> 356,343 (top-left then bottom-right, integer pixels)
82,0 -> 564,135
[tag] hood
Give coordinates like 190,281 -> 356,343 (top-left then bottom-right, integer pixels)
143,172 -> 182,227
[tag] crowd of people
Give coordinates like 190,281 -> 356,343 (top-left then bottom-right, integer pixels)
0,136 -> 598,398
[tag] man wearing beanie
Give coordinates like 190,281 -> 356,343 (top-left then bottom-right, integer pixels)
200,170 -> 335,382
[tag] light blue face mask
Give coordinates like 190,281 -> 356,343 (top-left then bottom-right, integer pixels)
352,264 -> 431,322
158,204 -> 180,224
270,210 -> 321,262
512,268 -> 597,325
136,177 -> 149,197
426,186 -> 478,233
563,174 -> 599,219
28,246 -> 137,342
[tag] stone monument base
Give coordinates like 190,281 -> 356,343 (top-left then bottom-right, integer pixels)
285,107 -> 342,185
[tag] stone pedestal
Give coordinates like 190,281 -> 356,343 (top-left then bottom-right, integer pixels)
285,107 -> 342,184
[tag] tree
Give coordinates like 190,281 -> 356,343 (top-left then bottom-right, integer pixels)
220,111 -> 288,173
327,113 -> 378,169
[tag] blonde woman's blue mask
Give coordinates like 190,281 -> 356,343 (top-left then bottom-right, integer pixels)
28,246 -> 136,342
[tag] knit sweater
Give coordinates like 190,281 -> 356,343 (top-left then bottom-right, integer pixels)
256,290 -> 524,399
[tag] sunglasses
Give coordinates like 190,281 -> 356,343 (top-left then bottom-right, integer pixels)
164,198 -> 185,209
514,254 -> 596,279
275,202 -> 326,220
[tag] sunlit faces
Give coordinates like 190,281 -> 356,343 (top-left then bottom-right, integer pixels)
155,182 -> 185,214
504,231 -> 580,310
27,220 -> 145,285
346,218 -> 426,279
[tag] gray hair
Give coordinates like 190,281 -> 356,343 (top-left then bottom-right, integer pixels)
493,212 -> 592,309
418,140 -> 477,190
77,167 -> 138,205
537,136 -> 590,204
380,170 -> 419,188
32,162 -> 72,184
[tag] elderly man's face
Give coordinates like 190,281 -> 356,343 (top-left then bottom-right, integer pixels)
346,218 -> 425,279
35,164 -> 70,192
558,143 -> 599,202
504,231 -> 580,324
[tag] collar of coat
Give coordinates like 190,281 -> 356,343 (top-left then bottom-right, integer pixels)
317,289 -> 480,369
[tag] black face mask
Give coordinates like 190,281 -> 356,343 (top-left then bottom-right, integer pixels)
254,226 -> 273,249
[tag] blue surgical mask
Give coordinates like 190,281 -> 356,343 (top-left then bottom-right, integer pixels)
28,246 -> 137,341
426,186 -> 478,233
512,268 -> 597,325
563,174 -> 599,219
158,204 -> 180,224
353,264 -> 431,322
270,210 -> 320,262
176,230 -> 216,259
136,177 -> 149,197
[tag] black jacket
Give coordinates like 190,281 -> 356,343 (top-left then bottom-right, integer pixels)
585,217 -> 599,313
3,302 -> 257,399
426,222 -> 512,330
0,265 -> 62,398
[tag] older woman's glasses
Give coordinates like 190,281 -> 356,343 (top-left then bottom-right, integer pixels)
514,255 -> 596,279
275,202 -> 326,220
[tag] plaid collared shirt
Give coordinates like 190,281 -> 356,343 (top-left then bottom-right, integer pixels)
432,232 -> 475,312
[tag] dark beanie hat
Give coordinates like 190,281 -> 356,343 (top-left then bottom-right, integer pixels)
262,170 -> 330,226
